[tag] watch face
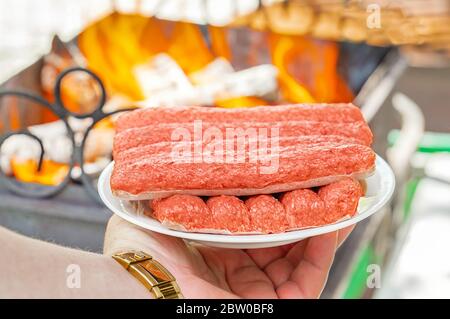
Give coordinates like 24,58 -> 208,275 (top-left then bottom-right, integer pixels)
142,260 -> 174,283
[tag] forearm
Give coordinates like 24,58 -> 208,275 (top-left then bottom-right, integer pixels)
0,226 -> 151,298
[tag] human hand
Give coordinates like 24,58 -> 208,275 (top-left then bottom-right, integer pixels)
104,215 -> 354,299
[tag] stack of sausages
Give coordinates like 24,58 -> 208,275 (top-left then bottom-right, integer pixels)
111,104 -> 375,234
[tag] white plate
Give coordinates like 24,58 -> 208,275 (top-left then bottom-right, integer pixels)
98,155 -> 395,249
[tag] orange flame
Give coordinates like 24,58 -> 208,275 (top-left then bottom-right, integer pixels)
11,158 -> 69,186
215,96 -> 268,108
168,22 -> 214,74
78,14 -> 353,107
269,33 -> 353,103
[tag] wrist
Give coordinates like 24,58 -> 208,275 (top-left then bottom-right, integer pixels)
101,254 -> 153,299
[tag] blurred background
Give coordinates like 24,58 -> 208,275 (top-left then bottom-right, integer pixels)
1,0 -> 450,299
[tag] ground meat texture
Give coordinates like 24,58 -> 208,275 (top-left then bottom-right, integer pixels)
115,104 -> 366,133
111,104 -> 374,200
318,178 -> 363,223
245,195 -> 288,233
151,195 -> 214,230
114,134 -> 367,164
147,178 -> 363,233
111,139 -> 375,199
206,196 -> 251,233
113,120 -> 372,156
281,189 -> 327,228
281,178 -> 363,229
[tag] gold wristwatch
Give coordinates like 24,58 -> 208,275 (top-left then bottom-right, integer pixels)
112,251 -> 183,299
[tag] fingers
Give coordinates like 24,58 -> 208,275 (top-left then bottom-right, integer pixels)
245,246 -> 290,269
200,247 -> 278,298
252,224 -> 354,295
337,225 -> 355,248
263,257 -> 295,288
228,265 -> 279,299
243,241 -> 307,291
277,231 -> 338,299
247,222 -> 355,269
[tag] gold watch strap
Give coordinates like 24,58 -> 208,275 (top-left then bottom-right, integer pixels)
112,251 -> 183,299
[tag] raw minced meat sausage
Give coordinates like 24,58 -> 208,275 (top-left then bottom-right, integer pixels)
111,134 -> 374,199
318,178 -> 363,223
281,178 -> 363,228
151,195 -> 214,230
245,195 -> 288,233
111,104 -> 375,200
150,178 -> 363,234
206,195 -> 250,233
281,189 -> 327,228
113,120 -> 372,155
115,104 -> 367,132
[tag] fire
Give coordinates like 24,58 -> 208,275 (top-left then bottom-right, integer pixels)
11,158 -> 69,186
269,33 -> 353,103
215,96 -> 268,108
167,22 -> 214,74
78,13 -> 149,99
78,13 -> 354,107
270,34 -> 316,103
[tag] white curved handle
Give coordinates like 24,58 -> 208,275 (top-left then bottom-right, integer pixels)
387,93 -> 425,181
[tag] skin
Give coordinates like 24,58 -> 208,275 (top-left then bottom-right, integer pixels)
0,225 -> 150,298
0,215 -> 353,298
104,215 -> 355,299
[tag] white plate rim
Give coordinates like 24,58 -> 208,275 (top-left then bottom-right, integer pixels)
98,155 -> 395,244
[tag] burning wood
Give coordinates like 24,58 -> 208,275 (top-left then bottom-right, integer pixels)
132,53 -> 278,107
189,57 -> 235,85
133,53 -> 193,99
77,14 -> 354,106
